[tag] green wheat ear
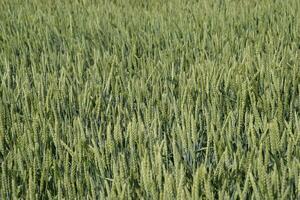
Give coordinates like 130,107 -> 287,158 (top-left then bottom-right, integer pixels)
269,118 -> 280,154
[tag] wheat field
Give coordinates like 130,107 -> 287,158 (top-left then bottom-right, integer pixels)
0,0 -> 300,199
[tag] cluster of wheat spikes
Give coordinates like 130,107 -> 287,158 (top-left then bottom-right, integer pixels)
0,0 -> 300,199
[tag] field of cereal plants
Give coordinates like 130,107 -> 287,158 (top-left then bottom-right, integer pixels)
0,0 -> 300,199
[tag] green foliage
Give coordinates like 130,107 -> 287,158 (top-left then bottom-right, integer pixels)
0,0 -> 300,199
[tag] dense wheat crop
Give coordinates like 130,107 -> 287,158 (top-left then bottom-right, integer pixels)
0,0 -> 300,199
